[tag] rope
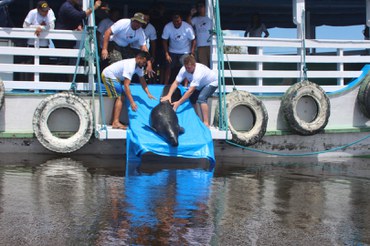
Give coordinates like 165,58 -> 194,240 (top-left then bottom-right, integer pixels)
88,0 -> 108,138
70,22 -> 88,93
300,8 -> 308,82
213,0 -> 228,131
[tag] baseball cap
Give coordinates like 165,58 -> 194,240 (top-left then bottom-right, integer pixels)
37,1 -> 50,11
131,12 -> 147,24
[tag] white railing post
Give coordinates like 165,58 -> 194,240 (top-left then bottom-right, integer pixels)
337,48 -> 344,86
257,47 -> 263,87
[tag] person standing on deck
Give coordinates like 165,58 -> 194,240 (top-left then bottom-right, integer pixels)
160,55 -> 217,127
23,1 -> 55,48
100,12 -> 155,78
244,12 -> 269,54
187,1 -> 212,68
162,12 -> 196,85
55,0 -> 101,50
101,51 -> 156,129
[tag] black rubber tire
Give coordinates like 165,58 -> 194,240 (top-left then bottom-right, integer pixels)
357,74 -> 370,118
33,92 -> 93,153
0,79 -> 4,111
281,80 -> 330,135
217,90 -> 268,146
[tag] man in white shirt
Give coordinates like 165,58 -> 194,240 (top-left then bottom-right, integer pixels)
23,1 -> 55,48
101,51 -> 156,129
188,1 -> 212,67
131,13 -> 157,63
101,12 -> 154,77
161,55 -> 217,127
162,13 -> 195,85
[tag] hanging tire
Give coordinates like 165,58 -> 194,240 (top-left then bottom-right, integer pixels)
357,74 -> 370,118
33,92 -> 93,153
281,80 -> 330,135
0,79 -> 4,111
218,90 -> 268,146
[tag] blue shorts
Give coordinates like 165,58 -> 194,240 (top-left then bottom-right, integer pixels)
190,85 -> 218,104
101,74 -> 123,98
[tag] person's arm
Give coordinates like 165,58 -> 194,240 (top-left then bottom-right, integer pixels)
123,78 -> 137,111
84,0 -> 101,17
172,86 -> 196,111
162,38 -> 171,63
190,39 -> 196,56
139,76 -> 156,100
149,39 -> 156,62
140,44 -> 154,77
101,27 -> 112,60
264,30 -> 269,38
160,80 -> 180,103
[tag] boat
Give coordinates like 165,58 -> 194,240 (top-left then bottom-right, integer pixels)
1,0 -> 370,160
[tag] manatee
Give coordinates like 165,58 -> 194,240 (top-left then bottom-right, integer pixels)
149,85 -> 184,147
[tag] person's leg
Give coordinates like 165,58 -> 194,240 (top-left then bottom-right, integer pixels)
197,85 -> 218,127
112,96 -> 127,129
102,75 -> 126,129
200,102 -> 210,127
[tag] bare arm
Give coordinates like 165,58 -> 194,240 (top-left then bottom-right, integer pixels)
162,38 -> 171,63
123,78 -> 137,111
139,76 -> 156,100
160,80 -> 180,103
172,86 -> 196,111
101,27 -> 112,60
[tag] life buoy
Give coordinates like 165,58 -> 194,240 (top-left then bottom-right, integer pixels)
0,79 -> 4,111
281,80 -> 330,135
357,74 -> 370,118
217,90 -> 268,146
33,92 -> 93,153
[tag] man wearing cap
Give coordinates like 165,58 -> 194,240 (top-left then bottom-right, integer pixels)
23,1 -> 56,47
101,12 -> 154,76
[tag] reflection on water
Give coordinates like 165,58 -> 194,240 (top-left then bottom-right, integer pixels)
0,155 -> 369,245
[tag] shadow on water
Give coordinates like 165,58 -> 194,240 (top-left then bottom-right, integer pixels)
0,154 -> 369,245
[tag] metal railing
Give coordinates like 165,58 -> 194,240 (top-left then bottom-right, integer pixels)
0,27 -> 94,91
213,36 -> 370,93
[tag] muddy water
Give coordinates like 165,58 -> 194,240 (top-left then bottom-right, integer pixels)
0,154 -> 369,245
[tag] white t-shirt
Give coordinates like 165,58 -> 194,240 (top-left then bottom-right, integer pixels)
23,8 -> 56,47
110,19 -> 146,47
162,21 -> 195,54
97,17 -> 114,48
102,58 -> 144,81
191,16 -> 212,47
176,63 -> 218,89
245,23 -> 268,37
131,23 -> 157,49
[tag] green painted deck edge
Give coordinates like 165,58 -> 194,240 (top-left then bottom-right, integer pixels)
262,127 -> 370,136
2,127 -> 370,138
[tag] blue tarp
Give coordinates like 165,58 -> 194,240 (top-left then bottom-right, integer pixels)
125,84 -> 215,166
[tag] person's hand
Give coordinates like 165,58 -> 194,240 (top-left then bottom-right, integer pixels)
160,95 -> 171,103
148,93 -> 156,100
101,49 -> 108,60
130,102 -> 138,111
165,53 -> 172,63
190,8 -> 197,16
34,26 -> 43,37
172,101 -> 180,111
146,66 -> 155,78
94,0 -> 102,9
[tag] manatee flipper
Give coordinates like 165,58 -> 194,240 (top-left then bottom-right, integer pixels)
179,126 -> 185,134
